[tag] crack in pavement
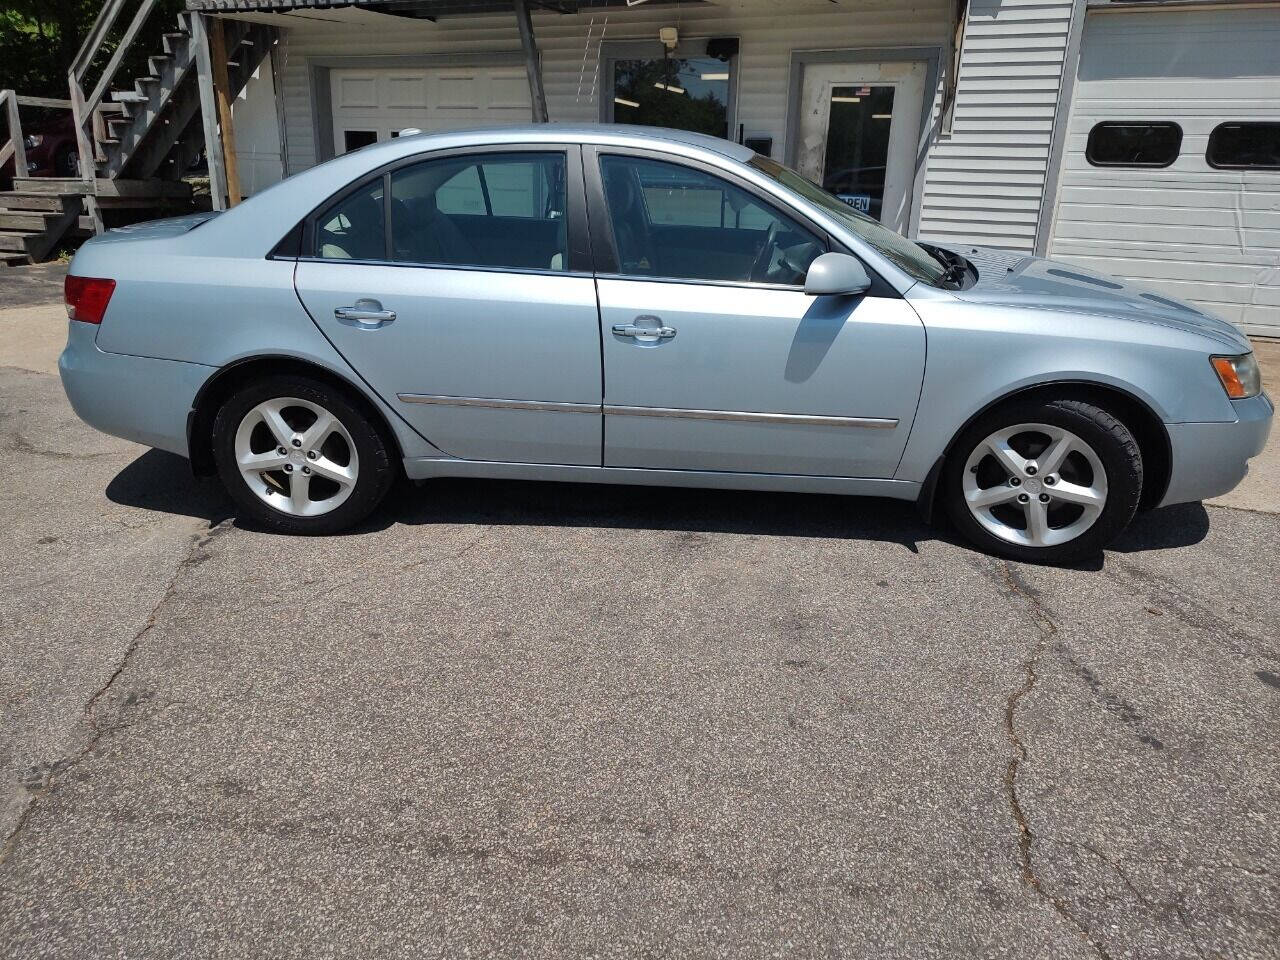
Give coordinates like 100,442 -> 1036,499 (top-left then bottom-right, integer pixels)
995,559 -> 1114,960
0,519 -> 232,870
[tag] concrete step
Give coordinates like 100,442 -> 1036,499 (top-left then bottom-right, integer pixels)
0,252 -> 32,267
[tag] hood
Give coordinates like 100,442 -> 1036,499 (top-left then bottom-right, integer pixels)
83,211 -> 222,246
938,244 -> 1251,353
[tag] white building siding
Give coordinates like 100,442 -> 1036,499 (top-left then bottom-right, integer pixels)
1048,6 -> 1280,335
266,1 -> 958,175
238,0 -> 1073,250
917,0 -> 1079,253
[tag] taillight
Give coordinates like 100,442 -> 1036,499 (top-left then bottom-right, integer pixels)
65,275 -> 116,325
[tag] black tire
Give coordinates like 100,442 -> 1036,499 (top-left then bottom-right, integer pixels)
212,374 -> 396,535
943,398 -> 1143,564
55,144 -> 80,178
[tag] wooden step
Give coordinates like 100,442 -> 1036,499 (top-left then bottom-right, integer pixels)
0,231 -> 38,253
111,90 -> 148,103
0,211 -> 57,231
0,192 -> 80,212
1,253 -> 32,267
10,178 -> 94,196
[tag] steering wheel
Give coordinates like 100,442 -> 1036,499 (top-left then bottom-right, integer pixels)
749,220 -> 780,283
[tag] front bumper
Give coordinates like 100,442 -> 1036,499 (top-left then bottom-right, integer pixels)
1159,391 -> 1273,506
58,320 -> 214,457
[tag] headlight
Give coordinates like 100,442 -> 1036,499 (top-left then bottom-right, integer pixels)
23,134 -> 43,149
1210,353 -> 1262,400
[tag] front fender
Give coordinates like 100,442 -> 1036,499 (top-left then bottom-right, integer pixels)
895,297 -> 1236,483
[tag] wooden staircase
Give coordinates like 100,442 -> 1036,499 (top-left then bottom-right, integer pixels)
0,186 -> 84,266
0,3 -> 274,265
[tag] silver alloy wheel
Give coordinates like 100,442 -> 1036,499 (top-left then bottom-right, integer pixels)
234,397 -> 359,517
962,422 -> 1108,548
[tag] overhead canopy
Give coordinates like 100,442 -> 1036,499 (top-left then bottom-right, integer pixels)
183,0 -> 692,14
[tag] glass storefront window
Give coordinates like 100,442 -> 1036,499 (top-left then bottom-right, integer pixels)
820,85 -> 896,221
611,55 -> 732,139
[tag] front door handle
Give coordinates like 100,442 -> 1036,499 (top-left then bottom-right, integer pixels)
612,320 -> 676,340
335,298 -> 396,329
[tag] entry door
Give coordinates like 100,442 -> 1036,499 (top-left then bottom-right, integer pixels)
590,151 -> 926,479
294,147 -> 601,466
795,60 -> 927,232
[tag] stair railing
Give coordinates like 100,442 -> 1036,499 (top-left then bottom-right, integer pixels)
68,0 -> 160,229
1,91 -> 76,180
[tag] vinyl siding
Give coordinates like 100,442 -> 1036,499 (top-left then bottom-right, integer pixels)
1048,6 -> 1280,335
268,1 -> 951,174
245,0 -> 1066,249
917,0 -> 1078,253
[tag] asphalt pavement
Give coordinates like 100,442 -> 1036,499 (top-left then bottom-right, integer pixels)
0,267 -> 1277,959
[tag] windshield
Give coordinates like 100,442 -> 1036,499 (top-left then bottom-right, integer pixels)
748,155 -> 949,286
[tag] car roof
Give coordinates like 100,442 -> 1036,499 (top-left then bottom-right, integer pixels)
361,123 -> 757,164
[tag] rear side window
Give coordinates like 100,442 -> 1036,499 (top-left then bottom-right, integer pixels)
390,151 -> 568,271
1086,122 -> 1182,168
315,178 -> 384,260
1207,122 -> 1280,170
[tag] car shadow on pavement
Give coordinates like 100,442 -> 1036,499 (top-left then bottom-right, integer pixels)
105,448 -> 235,525
1110,501 -> 1211,553
106,449 -> 1211,562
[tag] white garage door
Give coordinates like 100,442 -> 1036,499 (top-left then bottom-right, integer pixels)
1049,7 -> 1280,336
330,65 -> 532,156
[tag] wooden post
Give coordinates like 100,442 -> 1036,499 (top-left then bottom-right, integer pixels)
3,91 -> 29,178
207,18 -> 243,206
191,14 -> 228,210
514,0 -> 549,123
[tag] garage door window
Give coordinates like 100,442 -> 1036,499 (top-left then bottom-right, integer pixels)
1086,122 -> 1182,168
1207,122 -> 1280,170
391,152 -> 568,271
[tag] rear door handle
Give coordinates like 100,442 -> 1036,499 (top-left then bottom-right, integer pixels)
335,298 -> 396,329
612,322 -> 676,340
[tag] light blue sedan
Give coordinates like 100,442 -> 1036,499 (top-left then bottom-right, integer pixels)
60,126 -> 1271,562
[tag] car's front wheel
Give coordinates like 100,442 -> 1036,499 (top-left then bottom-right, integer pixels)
212,375 -> 395,534
943,398 -> 1143,563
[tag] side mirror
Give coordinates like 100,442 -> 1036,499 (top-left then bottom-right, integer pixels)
804,252 -> 871,297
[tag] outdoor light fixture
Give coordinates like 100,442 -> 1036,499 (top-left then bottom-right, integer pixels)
659,26 -> 679,50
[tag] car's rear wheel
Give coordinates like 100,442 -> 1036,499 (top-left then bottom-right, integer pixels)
212,375 -> 395,534
943,399 -> 1143,563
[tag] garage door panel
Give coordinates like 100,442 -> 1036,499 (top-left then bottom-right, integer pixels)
331,65 -> 533,149
1049,7 -> 1280,335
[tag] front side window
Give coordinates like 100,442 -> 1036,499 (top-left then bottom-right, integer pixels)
748,155 -> 948,287
315,177 -> 384,260
599,155 -> 824,285
1207,122 -> 1280,170
390,151 -> 567,271
1086,122 -> 1182,167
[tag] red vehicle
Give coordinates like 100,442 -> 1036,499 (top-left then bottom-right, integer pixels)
2,113 -> 81,180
